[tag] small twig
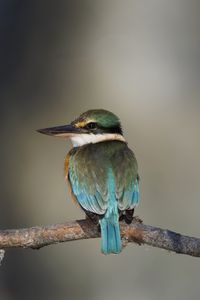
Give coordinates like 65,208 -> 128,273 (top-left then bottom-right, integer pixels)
0,219 -> 199,257
0,249 -> 5,265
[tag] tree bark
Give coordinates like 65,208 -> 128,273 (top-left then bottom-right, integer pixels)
0,219 -> 199,257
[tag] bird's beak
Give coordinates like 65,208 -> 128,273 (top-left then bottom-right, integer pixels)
37,124 -> 82,138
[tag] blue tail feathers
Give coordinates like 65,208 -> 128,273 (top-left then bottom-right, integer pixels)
99,169 -> 122,254
99,216 -> 121,254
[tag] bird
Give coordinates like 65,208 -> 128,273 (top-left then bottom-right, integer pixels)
37,109 -> 140,254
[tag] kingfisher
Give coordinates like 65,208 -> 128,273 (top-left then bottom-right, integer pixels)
38,109 -> 140,254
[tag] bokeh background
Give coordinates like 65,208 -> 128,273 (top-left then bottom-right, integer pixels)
0,1 -> 200,299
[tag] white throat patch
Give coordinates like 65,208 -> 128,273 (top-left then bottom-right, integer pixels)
70,133 -> 126,147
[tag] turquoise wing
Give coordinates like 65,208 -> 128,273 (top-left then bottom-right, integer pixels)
68,141 -> 140,214
68,146 -> 108,215
118,178 -> 140,210
111,143 -> 140,210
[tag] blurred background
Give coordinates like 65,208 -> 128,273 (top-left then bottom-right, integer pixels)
0,0 -> 200,299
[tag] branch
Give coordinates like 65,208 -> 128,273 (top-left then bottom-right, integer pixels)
0,219 -> 200,257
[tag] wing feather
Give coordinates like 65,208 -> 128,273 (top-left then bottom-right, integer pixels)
67,141 -> 140,215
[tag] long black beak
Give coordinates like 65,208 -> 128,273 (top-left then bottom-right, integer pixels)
37,124 -> 82,137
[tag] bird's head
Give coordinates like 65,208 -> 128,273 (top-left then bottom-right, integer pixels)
37,109 -> 125,147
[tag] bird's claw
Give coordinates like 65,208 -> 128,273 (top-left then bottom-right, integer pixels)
133,216 -> 143,223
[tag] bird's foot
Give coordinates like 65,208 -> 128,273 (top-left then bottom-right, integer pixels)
133,216 -> 143,223
85,211 -> 99,226
124,208 -> 134,224
119,214 -> 125,222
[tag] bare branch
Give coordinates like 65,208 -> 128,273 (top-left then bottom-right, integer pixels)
0,249 -> 5,265
0,219 -> 199,257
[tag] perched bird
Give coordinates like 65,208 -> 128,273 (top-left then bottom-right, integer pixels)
38,109 -> 140,254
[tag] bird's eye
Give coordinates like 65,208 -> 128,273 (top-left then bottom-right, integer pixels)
85,122 -> 97,130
